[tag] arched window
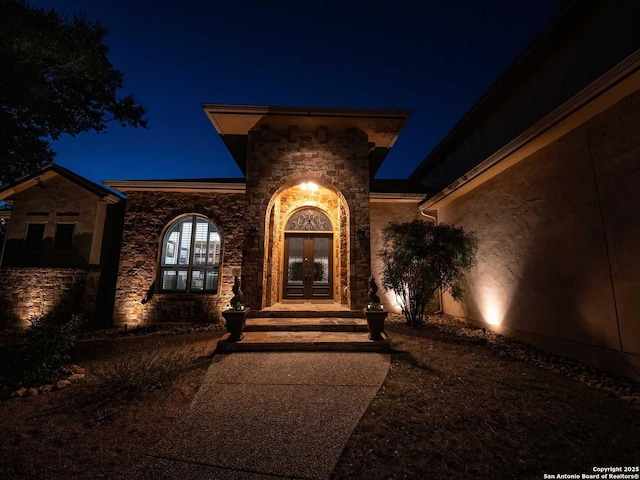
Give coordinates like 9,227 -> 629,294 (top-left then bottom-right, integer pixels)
285,208 -> 332,231
160,215 -> 221,293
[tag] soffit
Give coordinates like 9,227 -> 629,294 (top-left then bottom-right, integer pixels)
203,104 -> 411,176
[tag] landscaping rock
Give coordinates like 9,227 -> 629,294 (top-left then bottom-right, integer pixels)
67,373 -> 85,382
55,380 -> 71,390
74,367 -> 86,375
39,385 -> 53,394
27,388 -> 38,397
398,313 -> 640,404
11,387 -> 27,398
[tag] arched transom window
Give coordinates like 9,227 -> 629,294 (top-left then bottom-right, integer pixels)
160,215 -> 221,293
285,208 -> 332,231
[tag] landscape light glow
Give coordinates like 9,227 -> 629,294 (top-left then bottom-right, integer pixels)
479,286 -> 507,326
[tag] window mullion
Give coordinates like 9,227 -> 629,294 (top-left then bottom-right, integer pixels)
187,215 -> 197,293
205,226 -> 211,268
175,220 -> 185,291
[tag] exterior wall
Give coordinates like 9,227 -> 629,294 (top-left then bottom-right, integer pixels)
438,91 -> 640,380
243,125 -> 372,309
0,268 -> 99,330
2,174 -> 100,268
113,191 -> 245,326
369,201 -> 421,312
264,183 -> 347,306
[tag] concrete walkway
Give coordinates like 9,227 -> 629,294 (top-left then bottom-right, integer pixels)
130,352 -> 390,480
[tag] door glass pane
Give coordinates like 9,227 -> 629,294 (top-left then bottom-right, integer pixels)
285,208 -> 332,231
176,270 -> 188,291
313,237 -> 329,284
287,237 -> 304,285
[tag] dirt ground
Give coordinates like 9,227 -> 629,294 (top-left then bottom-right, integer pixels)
0,330 -> 224,480
332,316 -> 640,480
1,318 -> 639,480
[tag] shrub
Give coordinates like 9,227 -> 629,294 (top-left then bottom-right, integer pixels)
19,314 -> 85,386
380,220 -> 477,327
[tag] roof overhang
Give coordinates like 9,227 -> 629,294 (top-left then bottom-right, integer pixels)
103,180 -> 246,194
102,179 -> 426,203
369,192 -> 425,203
202,104 -> 411,176
0,165 -> 121,204
420,49 -> 640,211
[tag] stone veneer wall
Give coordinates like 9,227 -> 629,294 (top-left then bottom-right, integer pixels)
0,268 -> 99,330
438,90 -> 640,380
113,191 -> 245,326
244,125 -> 371,309
264,183 -> 346,306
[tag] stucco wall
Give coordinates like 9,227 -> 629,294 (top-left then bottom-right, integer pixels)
113,191 -> 245,326
438,91 -> 640,379
243,125 -> 372,309
2,174 -> 100,267
369,201 -> 421,312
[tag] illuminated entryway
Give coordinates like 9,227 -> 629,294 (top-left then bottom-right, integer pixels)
283,208 -> 333,299
263,181 -> 350,308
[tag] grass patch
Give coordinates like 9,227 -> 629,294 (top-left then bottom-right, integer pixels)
95,343 -> 207,394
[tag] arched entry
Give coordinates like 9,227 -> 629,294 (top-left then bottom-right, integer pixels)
283,208 -> 333,299
262,180 -> 350,308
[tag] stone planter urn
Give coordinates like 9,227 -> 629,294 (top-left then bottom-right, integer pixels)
364,308 -> 387,341
365,277 -> 387,341
222,275 -> 248,342
222,308 -> 249,342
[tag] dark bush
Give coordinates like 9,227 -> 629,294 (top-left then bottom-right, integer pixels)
380,220 -> 477,327
19,314 -> 85,386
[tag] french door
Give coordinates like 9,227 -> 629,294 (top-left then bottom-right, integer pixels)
283,234 -> 333,299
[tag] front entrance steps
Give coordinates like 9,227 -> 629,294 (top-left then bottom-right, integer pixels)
245,317 -> 368,332
215,316 -> 390,353
249,310 -> 363,318
252,301 -> 362,318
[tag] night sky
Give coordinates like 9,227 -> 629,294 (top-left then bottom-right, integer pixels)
31,0 -> 565,185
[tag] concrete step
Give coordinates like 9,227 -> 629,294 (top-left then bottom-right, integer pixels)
215,331 -> 390,353
244,317 -> 368,332
249,310 -> 364,319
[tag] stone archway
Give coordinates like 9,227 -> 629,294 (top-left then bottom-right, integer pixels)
262,180 -> 350,308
